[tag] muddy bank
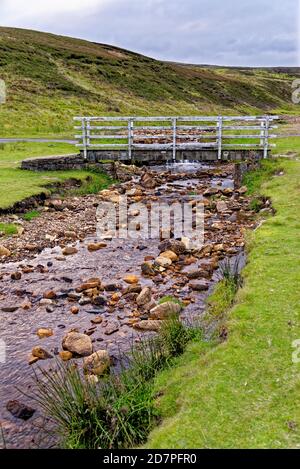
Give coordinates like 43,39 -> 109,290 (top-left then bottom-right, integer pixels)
0,162 -> 267,448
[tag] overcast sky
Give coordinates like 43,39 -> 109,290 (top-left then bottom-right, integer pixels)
0,0 -> 299,66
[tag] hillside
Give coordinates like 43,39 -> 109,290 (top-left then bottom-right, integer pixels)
0,27 -> 299,136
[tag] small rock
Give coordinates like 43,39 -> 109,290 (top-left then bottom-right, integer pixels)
104,320 -> 120,335
141,262 -> 156,277
0,245 -> 11,257
37,328 -> 53,339
87,242 -> 107,252
237,186 -> 247,194
213,244 -> 225,252
144,299 -> 157,311
134,320 -> 162,331
203,187 -> 219,197
216,201 -> 228,213
150,302 -> 182,320
222,187 -> 234,196
62,246 -> 78,256
91,316 -> 103,324
11,272 -> 22,281
186,270 -> 211,280
6,400 -> 35,420
189,280 -> 210,291
62,332 -> 93,357
160,250 -> 178,262
79,298 -> 91,306
83,350 -> 110,376
43,290 -> 57,300
123,284 -> 142,295
93,296 -> 107,306
136,287 -> 152,306
59,351 -> 73,361
40,298 -> 53,306
104,283 -> 120,292
76,279 -> 101,292
1,306 -> 18,313
71,306 -> 79,315
123,274 -> 139,284
32,346 -> 53,360
158,239 -> 186,255
155,256 -> 172,267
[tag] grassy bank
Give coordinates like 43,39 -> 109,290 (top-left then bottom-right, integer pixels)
0,142 -> 112,209
145,158 -> 300,448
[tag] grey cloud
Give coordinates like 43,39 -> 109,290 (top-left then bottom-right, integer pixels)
0,0 -> 298,66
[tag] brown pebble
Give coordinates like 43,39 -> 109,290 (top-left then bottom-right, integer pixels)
71,306 -> 79,315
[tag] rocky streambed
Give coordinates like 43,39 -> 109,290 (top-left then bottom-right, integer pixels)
0,162 -> 265,448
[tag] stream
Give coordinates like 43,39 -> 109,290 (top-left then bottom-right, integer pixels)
0,161 -> 255,448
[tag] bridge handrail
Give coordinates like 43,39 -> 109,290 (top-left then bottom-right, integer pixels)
74,115 -> 279,160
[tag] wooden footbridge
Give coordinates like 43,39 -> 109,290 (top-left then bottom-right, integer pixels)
74,115 -> 278,164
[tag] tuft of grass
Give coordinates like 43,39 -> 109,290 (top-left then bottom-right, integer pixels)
206,280 -> 237,319
23,209 -> 40,221
31,317 -> 203,449
0,222 -> 18,236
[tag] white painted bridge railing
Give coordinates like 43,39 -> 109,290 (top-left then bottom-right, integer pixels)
74,115 -> 278,160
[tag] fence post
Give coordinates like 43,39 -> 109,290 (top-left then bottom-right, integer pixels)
172,117 -> 177,161
217,116 -> 223,160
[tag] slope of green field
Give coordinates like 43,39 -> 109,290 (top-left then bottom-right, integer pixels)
0,27 -> 299,137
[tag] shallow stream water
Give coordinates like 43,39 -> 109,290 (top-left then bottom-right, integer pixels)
0,162 -> 246,448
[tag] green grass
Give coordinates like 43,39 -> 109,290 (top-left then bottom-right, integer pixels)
206,279 -> 237,319
242,159 -> 282,195
145,158 -> 300,449
0,142 -> 112,209
0,27 -> 299,137
22,210 -> 40,221
0,222 -> 18,235
274,136 -> 300,156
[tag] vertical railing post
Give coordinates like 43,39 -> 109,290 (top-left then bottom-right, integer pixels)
217,116 -> 223,160
82,118 -> 87,160
172,117 -> 177,162
128,118 -> 133,162
264,117 -> 270,159
86,118 -> 90,160
260,119 -> 265,156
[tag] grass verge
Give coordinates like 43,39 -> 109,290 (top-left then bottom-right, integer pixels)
145,157 -> 300,449
0,142 -> 113,209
